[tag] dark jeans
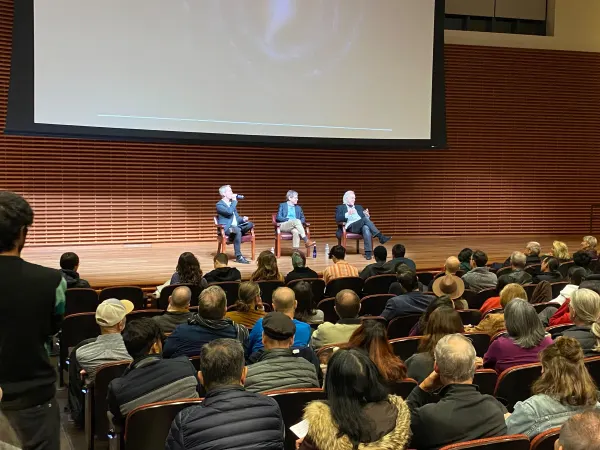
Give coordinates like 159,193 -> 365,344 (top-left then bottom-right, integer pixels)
3,398 -> 60,450
225,221 -> 254,257
347,218 -> 380,256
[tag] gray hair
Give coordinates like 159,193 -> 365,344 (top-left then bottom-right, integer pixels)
286,190 -> 298,201
199,338 -> 245,390
510,251 -> 527,268
526,241 -> 541,256
584,236 -> 598,249
198,285 -> 227,320
504,299 -> 546,349
218,185 -> 231,197
559,409 -> 600,450
570,288 -> 600,326
434,334 -> 476,383
342,191 -> 355,204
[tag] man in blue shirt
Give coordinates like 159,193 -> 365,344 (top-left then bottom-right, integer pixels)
275,190 -> 315,250
246,287 -> 311,356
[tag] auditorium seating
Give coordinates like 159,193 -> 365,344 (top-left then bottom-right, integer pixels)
387,314 -> 421,339
214,216 -> 255,260
99,286 -> 145,310
558,261 -> 575,278
257,280 -> 285,305
208,281 -> 240,306
439,434 -> 530,450
466,332 -> 491,357
529,427 -> 561,450
458,309 -> 482,326
389,378 -> 418,398
324,276 -> 364,298
532,302 -> 560,314
157,283 -> 202,309
494,363 -> 543,412
337,221 -> 373,255
59,312 -> 101,386
272,213 -> 311,258
360,294 -> 393,317
584,355 -> 600,386
470,288 -> 497,309
462,289 -> 477,307
523,284 -> 537,300
525,265 -> 541,275
551,282 -> 569,298
417,271 -> 437,287
473,369 -> 497,396
495,267 -> 513,278
546,323 -> 574,338
127,309 -> 164,321
363,274 -> 397,295
316,297 -> 337,323
65,288 -> 100,315
390,336 -> 421,361
287,278 -> 326,303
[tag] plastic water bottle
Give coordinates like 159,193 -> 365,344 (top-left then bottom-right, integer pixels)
312,243 -> 317,258
325,243 -> 330,257
270,247 -> 275,254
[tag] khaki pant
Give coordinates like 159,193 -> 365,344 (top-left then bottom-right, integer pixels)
279,219 -> 306,248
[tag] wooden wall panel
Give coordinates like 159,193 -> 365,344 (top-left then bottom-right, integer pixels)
1,0 -> 600,246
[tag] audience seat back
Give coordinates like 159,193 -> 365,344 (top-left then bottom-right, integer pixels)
551,282 -> 569,298
494,363 -> 542,412
584,355 -> 600,387
545,323 -> 574,338
495,267 -> 513,278
389,336 -> 421,361
473,369 -> 498,396
470,288 -> 497,309
127,309 -> 164,322
522,284 -> 537,300
65,288 -> 100,315
439,434 -> 529,450
99,286 -> 145,310
257,280 -> 286,305
525,265 -> 541,276
59,312 -> 100,386
532,302 -> 560,314
287,278 -> 326,304
207,281 -> 240,306
465,332 -> 491,357
529,427 -> 561,450
461,289 -> 477,307
363,274 -> 397,296
158,284 -> 202,309
324,276 -> 364,298
389,378 -> 417,398
360,294 -> 394,317
387,315 -> 421,340
558,262 -> 575,279
459,309 -> 482,326
316,297 -> 336,324
416,271 -> 437,287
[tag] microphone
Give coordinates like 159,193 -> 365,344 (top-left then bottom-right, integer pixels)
236,194 -> 245,200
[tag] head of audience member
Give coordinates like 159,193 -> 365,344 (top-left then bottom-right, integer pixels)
373,245 -> 387,264
218,184 -> 234,201
176,252 -> 203,285
198,285 -> 227,320
533,336 -> 597,408
392,244 -> 406,259
434,334 -> 477,385
122,318 -> 164,359
568,288 -> 600,327
419,307 -> 464,356
342,191 -> 356,206
346,320 -> 407,382
510,251 -> 527,270
251,250 -> 282,281
286,190 -> 299,205
291,250 -> 307,270
235,281 -> 261,313
541,257 -> 559,273
198,338 -> 247,391
552,241 -> 571,260
292,280 -> 317,322
324,349 -> 396,448
168,286 -> 192,312
60,252 -> 80,272
329,245 -> 346,263
444,256 -> 460,275
573,250 -> 593,270
432,274 -> 465,301
396,265 -> 419,294
95,299 -> 134,335
213,253 -> 229,269
458,248 -> 473,266
556,409 -> 600,450
504,299 -> 546,349
581,236 -> 598,252
272,287 -> 297,319
334,289 -> 361,320
0,191 -> 33,256
525,241 -> 541,257
570,267 -> 588,286
417,295 -> 454,335
261,312 -> 296,351
499,283 -> 527,308
470,250 -> 488,269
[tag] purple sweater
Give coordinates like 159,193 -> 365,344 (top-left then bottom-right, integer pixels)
483,335 -> 553,374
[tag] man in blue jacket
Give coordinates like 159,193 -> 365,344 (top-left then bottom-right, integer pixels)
276,190 -> 315,250
216,185 -> 253,264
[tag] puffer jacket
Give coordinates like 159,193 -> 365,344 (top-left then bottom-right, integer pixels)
245,348 -> 320,393
166,385 -> 284,450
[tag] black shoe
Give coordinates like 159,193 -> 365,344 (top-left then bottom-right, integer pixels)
365,255 -> 373,261
378,234 -> 392,244
236,256 -> 250,264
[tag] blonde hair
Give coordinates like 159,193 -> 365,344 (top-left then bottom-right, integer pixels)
583,236 -> 598,250
236,281 -> 260,313
570,289 -> 600,326
500,283 -> 527,308
552,241 -> 571,260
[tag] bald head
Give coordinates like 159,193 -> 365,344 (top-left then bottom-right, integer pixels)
273,287 -> 296,315
335,289 -> 361,319
445,256 -> 460,274
169,286 -> 192,309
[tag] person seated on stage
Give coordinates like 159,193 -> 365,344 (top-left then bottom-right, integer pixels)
461,250 -> 497,292
170,252 -> 208,289
163,286 -> 249,359
225,281 -> 265,329
581,235 -> 598,259
335,191 -> 391,261
107,318 -> 199,425
216,185 -> 253,264
359,245 -> 389,280
497,251 -> 533,286
322,245 -> 359,284
310,289 -> 362,349
284,250 -> 318,284
555,409 -> 600,450
75,299 -> 134,383
275,190 -> 315,250
203,253 -> 241,284
382,243 -> 416,273
249,250 -> 284,282
59,252 -> 91,289
569,250 -> 593,278
502,241 -> 542,267
153,286 -> 194,334
292,280 -> 324,325
246,287 -> 311,356
245,312 -> 319,394
548,240 -> 571,263
458,248 -> 473,273
533,257 -> 563,284
382,267 -> 435,321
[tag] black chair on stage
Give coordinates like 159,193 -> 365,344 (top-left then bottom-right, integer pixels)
158,284 -> 202,309
208,281 -> 240,306
65,288 -> 100,316
99,286 -> 145,310
363,274 -> 397,296
325,276 -> 364,298
287,278 -> 326,303
360,294 -> 393,317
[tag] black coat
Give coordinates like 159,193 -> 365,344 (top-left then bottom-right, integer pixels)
61,269 -> 91,289
561,326 -> 599,357
533,271 -> 563,284
166,385 -> 284,450
203,267 -> 242,284
284,267 -> 319,285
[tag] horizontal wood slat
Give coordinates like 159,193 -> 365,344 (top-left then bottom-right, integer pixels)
1,0 -> 599,246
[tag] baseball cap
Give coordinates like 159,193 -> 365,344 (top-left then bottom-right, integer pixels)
96,298 -> 134,326
262,312 -> 296,341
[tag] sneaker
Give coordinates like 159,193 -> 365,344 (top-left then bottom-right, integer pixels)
365,255 -> 373,261
236,256 -> 250,264
378,235 -> 392,244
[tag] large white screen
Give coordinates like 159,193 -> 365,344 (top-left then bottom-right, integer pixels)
34,0 -> 435,140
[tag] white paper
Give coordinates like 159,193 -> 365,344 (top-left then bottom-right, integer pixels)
290,419 -> 309,439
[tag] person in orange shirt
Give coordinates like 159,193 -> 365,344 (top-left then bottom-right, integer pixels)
323,245 -> 359,285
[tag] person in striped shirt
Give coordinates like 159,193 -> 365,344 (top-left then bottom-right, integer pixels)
323,245 -> 359,284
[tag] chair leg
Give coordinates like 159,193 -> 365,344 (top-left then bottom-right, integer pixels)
357,239 -> 360,254
251,238 -> 256,260
276,237 -> 281,258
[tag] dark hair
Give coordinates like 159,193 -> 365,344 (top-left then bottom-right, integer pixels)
329,245 -> 346,260
373,246 -> 387,263
570,267 -> 588,286
458,248 -> 473,264
471,250 -> 487,267
325,349 -> 390,448
397,267 -> 419,292
418,307 -> 464,356
60,252 -> 80,271
545,257 -> 559,272
573,250 -> 593,269
199,338 -> 245,390
346,321 -> 406,383
176,252 -> 203,286
292,281 -> 318,322
236,281 -> 260,313
122,318 -> 164,359
392,244 -> 406,258
335,289 -> 361,319
250,250 -> 283,282
417,295 -> 454,335
0,191 -> 34,253
213,253 -> 228,265
198,285 -> 227,320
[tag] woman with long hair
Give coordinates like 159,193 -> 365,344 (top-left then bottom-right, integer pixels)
550,240 -> 571,262
345,320 -> 407,383
506,336 -> 599,438
298,349 -> 411,450
249,250 -> 284,282
409,295 -> 454,336
561,288 -> 600,356
292,280 -> 324,325
406,307 -> 465,383
225,281 -> 265,328
170,252 -> 208,288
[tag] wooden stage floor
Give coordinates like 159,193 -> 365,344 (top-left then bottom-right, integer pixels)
21,235 -> 587,289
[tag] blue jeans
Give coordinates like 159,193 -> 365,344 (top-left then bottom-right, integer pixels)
225,221 -> 254,257
348,218 -> 380,256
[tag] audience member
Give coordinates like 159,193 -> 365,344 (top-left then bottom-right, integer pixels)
483,299 -> 552,373
505,337 -> 599,438
480,281 -> 527,315
581,235 -> 598,259
107,318 -> 199,424
163,286 -> 248,358
497,251 -> 533,286
247,287 -> 311,355
284,250 -> 318,284
503,241 -> 542,267
0,191 -> 67,450
297,349 -> 410,450
310,289 -> 362,349
76,299 -> 134,382
166,339 -> 284,450
346,320 -> 407,384
428,256 -> 461,289
225,281 -> 265,328
322,245 -> 359,284
382,268 -> 435,320
553,267 -> 587,305
432,274 -> 468,309
170,252 -> 208,288
569,250 -> 593,277
550,240 -> 571,262
409,295 -> 454,336
540,269 -> 590,327
359,245 -> 389,279
275,190 -> 315,250
555,409 -> 600,450
292,280 -> 324,324
59,252 -> 91,288
406,334 -> 507,449
462,250 -> 498,292
245,312 -> 319,393
406,307 -> 465,383
203,253 -> 241,284
153,286 -> 194,334
0,386 -> 21,449
468,284 -> 526,336
458,248 -> 473,273
558,288 -> 600,356
534,257 -> 563,283
249,250 -> 284,282
382,243 -> 416,272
